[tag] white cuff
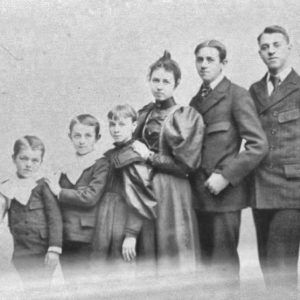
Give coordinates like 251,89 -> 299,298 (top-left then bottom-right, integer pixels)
48,246 -> 62,254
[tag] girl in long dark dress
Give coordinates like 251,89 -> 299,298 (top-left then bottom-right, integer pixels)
133,51 -> 204,272
92,104 -> 157,270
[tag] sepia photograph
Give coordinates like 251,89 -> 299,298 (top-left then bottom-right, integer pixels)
0,0 -> 299,299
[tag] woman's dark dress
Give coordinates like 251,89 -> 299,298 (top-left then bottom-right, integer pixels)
135,98 -> 204,271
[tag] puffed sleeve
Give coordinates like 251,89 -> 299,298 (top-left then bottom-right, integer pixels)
122,163 -> 157,221
160,106 -> 204,170
112,145 -> 157,221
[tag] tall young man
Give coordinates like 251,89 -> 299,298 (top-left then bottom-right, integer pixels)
249,25 -> 300,298
190,40 -> 267,296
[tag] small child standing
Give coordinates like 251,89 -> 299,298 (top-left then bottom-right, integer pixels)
0,135 -> 63,288
92,104 -> 157,269
46,114 -> 109,283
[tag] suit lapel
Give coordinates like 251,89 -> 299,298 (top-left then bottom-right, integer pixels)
256,70 -> 300,114
199,77 -> 230,115
251,74 -> 269,114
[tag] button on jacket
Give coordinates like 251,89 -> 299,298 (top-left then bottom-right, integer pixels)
8,179 -> 62,258
249,69 -> 300,209
190,77 -> 268,212
59,157 -> 109,243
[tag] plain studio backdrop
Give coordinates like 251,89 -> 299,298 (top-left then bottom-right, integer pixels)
0,0 -> 299,298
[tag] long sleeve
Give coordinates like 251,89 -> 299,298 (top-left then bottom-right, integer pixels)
123,162 -> 157,219
41,182 -> 63,248
123,162 -> 157,236
59,158 -> 109,208
0,194 -> 8,223
124,208 -> 144,237
148,153 -> 189,177
151,106 -> 204,176
220,89 -> 268,185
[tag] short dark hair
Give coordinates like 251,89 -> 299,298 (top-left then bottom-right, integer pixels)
194,40 -> 227,62
13,135 -> 45,159
107,104 -> 137,122
257,25 -> 290,44
69,114 -> 100,137
148,50 -> 181,87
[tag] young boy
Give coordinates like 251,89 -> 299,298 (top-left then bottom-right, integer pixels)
46,114 -> 109,283
0,135 -> 62,288
92,104 -> 156,266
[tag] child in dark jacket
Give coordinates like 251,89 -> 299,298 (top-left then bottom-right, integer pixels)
0,135 -> 62,288
46,114 -> 109,283
92,104 -> 156,268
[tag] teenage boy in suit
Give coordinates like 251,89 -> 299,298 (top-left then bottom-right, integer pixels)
190,39 -> 268,296
249,25 -> 300,298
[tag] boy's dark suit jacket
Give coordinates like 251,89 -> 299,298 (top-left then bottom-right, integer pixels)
8,179 -> 63,257
190,77 -> 268,212
249,69 -> 300,209
59,157 -> 109,243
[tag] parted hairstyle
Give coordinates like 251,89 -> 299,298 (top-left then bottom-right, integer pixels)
13,135 -> 46,159
194,39 -> 227,62
107,104 -> 137,122
148,50 -> 181,87
257,25 -> 290,44
69,114 -> 100,137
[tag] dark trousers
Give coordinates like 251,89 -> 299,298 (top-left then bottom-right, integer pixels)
60,241 -> 92,284
253,209 -> 300,297
195,210 -> 241,297
13,254 -> 55,289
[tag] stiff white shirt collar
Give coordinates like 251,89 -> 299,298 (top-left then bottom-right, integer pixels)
0,173 -> 39,206
266,67 -> 292,95
207,73 -> 225,90
61,150 -> 99,185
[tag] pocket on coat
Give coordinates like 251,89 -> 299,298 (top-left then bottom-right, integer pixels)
284,164 -> 300,178
39,229 -> 48,240
80,217 -> 95,228
29,200 -> 44,210
278,108 -> 300,123
206,121 -> 231,134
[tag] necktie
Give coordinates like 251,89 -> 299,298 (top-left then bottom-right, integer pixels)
199,83 -> 212,98
270,75 -> 281,93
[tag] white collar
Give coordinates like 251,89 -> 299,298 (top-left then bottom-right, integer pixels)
205,73 -> 224,90
0,173 -> 39,206
61,150 -> 99,184
267,67 -> 292,83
